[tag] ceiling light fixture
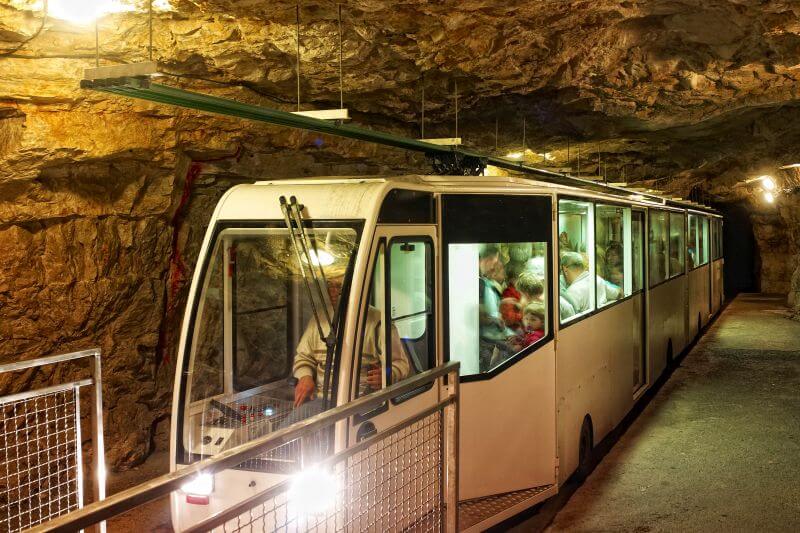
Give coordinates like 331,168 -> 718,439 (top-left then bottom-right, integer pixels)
764,191 -> 775,203
47,0 -> 133,25
760,176 -> 776,191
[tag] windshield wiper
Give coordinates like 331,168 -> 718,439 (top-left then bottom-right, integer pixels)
279,196 -> 338,408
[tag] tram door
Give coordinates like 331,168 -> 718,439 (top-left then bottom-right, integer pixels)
347,225 -> 441,522
442,194 -> 557,500
632,210 -> 647,392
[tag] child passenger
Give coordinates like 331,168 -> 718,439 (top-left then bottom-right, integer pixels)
521,302 -> 546,344
502,260 -> 527,300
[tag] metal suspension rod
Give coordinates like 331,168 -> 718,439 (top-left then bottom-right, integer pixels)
148,0 -> 153,61
454,79 -> 458,139
421,74 -> 425,138
296,3 -> 301,112
95,21 -> 99,67
337,3 -> 343,110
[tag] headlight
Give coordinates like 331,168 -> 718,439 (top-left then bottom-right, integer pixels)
181,473 -> 214,505
289,465 -> 338,515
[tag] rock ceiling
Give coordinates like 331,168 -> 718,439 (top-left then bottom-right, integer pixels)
4,0 -> 800,194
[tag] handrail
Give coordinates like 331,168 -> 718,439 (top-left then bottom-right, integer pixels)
29,361 -> 459,533
0,348 -> 100,374
184,398 -> 455,533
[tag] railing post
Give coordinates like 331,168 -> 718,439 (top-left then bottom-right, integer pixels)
90,350 -> 107,533
444,367 -> 459,533
73,385 -> 85,510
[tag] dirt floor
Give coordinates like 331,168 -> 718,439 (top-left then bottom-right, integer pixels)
529,294 -> 800,532
104,450 -> 172,532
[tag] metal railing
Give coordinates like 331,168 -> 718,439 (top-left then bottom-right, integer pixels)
0,349 -> 105,533
30,361 -> 459,533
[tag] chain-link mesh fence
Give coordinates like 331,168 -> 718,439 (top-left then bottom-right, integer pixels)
0,389 -> 82,532
214,409 -> 444,533
0,349 -> 105,533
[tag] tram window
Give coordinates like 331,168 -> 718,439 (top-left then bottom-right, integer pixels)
649,210 -> 669,286
182,225 -> 359,460
688,214 -> 698,269
631,211 -> 644,293
712,219 -> 724,261
595,204 -> 630,306
189,242 -> 225,402
389,239 -> 434,374
669,212 -> 685,277
448,241 -> 550,376
560,199 -> 597,321
699,217 -> 710,265
355,239 -> 432,397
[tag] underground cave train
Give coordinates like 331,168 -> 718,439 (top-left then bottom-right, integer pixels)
169,174 -> 724,531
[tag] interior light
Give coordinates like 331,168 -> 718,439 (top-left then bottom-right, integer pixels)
302,249 -> 335,267
760,176 -> 776,190
538,152 -> 556,161
181,473 -> 214,502
505,151 -> 524,160
764,191 -> 775,203
289,465 -> 338,515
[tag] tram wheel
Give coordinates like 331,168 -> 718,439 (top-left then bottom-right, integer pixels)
576,417 -> 593,481
666,339 -> 674,368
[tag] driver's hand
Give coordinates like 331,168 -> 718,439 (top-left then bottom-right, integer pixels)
294,376 -> 315,407
366,368 -> 382,389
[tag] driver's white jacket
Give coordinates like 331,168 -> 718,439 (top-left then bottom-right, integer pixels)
292,306 -> 412,398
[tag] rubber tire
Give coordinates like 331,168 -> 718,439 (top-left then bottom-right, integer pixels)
576,418 -> 593,481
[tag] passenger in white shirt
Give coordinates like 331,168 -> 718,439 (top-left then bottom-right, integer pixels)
560,252 -> 621,314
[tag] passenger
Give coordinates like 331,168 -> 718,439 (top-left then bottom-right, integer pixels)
561,252 -> 593,312
499,298 -> 523,330
478,244 -> 511,371
521,301 -> 546,344
516,270 -> 545,306
502,260 -> 527,300
560,295 -> 576,320
560,252 -> 620,311
669,236 -> 683,274
293,277 -> 411,408
559,231 -> 574,252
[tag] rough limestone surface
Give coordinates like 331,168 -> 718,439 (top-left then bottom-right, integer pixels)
1,0 -> 800,466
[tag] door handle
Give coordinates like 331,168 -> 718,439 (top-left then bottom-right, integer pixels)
356,421 -> 377,442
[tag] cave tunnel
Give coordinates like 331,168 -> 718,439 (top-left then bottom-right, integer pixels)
1,1 -> 800,532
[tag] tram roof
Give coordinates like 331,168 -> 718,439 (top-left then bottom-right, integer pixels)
214,175 -> 719,221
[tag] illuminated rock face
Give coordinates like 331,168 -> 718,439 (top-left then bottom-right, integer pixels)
1,0 -> 800,466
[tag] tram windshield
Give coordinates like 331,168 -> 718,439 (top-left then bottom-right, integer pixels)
180,223 -> 359,462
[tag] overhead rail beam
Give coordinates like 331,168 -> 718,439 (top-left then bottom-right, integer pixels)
79,75 -> 715,210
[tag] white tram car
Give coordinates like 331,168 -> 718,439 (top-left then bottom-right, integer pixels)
170,175 -> 724,531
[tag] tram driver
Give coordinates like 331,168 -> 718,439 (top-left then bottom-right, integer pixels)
292,277 -> 412,410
